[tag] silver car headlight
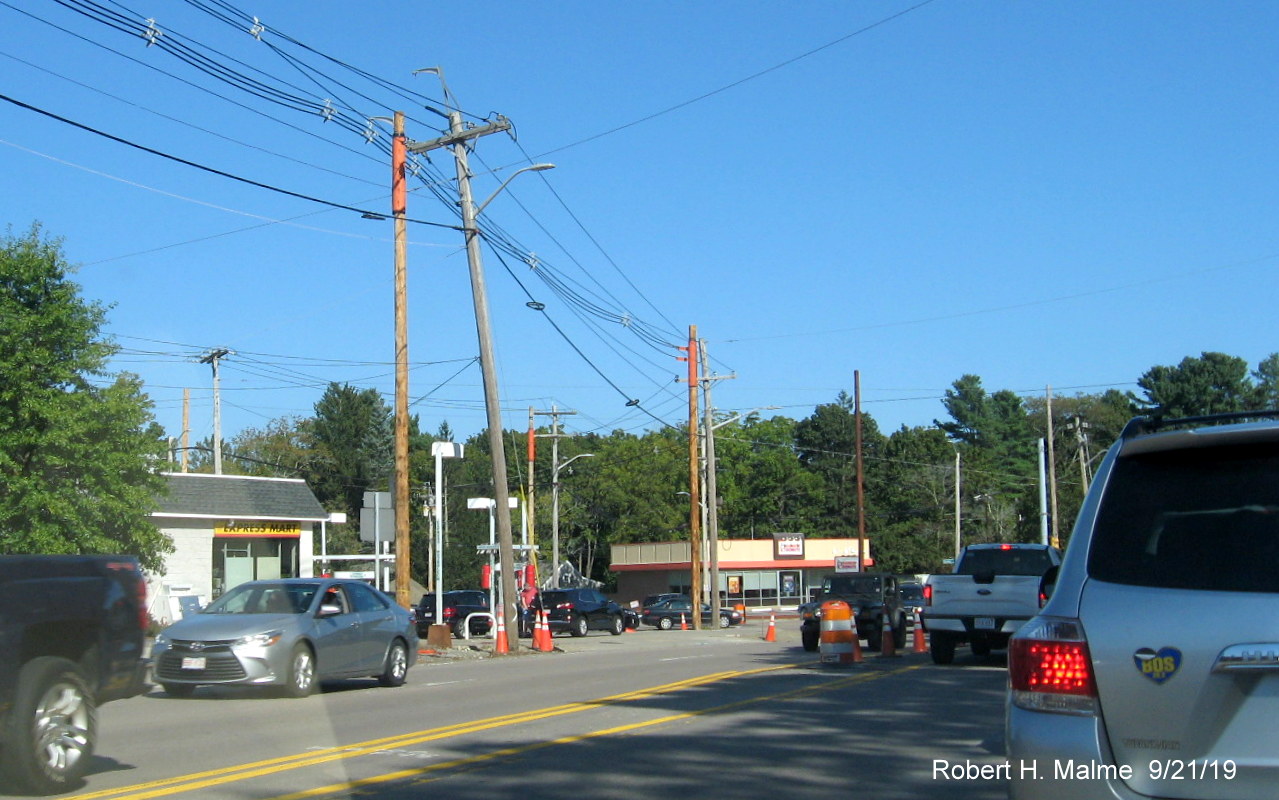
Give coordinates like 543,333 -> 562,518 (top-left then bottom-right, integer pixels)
233,630 -> 284,650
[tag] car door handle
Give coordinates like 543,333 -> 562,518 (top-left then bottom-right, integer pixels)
1213,644 -> 1279,671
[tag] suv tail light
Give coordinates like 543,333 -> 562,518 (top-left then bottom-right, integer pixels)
1009,616 -> 1097,716
922,583 -> 933,606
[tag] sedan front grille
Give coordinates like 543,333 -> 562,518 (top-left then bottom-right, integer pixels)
155,650 -> 247,682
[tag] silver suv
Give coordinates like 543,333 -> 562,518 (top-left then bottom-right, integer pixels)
1006,411 -> 1279,799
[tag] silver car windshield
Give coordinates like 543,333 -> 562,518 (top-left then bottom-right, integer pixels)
204,582 -> 321,614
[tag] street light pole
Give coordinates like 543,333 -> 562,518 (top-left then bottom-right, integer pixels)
552,453 -> 594,589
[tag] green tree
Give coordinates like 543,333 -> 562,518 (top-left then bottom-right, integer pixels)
304,383 -> 393,553
0,224 -> 171,570
1252,353 -> 1279,410
1133,352 -> 1254,417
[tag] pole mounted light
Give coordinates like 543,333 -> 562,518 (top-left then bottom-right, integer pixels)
551,452 -> 594,589
476,164 -> 556,216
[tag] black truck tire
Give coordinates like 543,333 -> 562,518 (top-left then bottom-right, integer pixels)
801,627 -> 819,652
930,632 -> 957,665
0,656 -> 97,794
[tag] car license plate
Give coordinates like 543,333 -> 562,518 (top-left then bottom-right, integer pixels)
974,617 -> 995,630
181,656 -> 206,670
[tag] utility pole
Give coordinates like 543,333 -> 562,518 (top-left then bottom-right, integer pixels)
954,449 -> 962,560
534,406 -> 578,589
677,327 -> 702,628
181,388 -> 190,473
199,348 -> 231,475
408,96 -> 519,647
854,370 -> 867,571
1073,417 -> 1093,494
1045,386 -> 1060,550
391,110 -> 412,609
699,339 -> 734,622
527,408 -> 536,586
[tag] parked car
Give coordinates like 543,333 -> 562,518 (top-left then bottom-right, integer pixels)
414,590 -> 492,638
640,592 -> 684,611
536,588 -> 626,637
640,595 -> 744,629
1007,411 -> 1279,798
152,578 -> 417,698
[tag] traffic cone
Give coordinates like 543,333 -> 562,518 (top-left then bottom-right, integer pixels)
764,614 -> 777,642
880,609 -> 898,657
535,610 -> 553,652
912,609 -> 927,653
494,611 -> 509,655
849,610 -> 864,663
680,613 -> 688,631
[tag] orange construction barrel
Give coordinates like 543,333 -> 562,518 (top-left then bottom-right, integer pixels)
819,599 -> 861,665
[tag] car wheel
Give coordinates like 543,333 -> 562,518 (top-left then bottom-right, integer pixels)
718,615 -> 730,628
930,632 -> 957,665
378,640 -> 409,687
658,616 -> 673,631
161,682 -> 196,698
0,657 -> 96,795
894,616 -> 908,649
285,644 -> 316,698
609,615 -> 624,636
452,620 -> 468,639
862,624 -> 882,652
570,615 -> 589,638
801,628 -> 819,652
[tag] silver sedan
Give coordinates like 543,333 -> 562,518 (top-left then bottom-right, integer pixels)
152,578 -> 417,698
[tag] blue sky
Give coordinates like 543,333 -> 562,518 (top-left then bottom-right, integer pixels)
3,1 -> 1276,448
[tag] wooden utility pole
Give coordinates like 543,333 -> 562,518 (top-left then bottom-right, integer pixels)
391,110 -> 412,609
1045,386 -> 1060,550
679,327 -> 702,629
199,348 -> 231,475
527,408 -> 537,586
855,370 -> 867,570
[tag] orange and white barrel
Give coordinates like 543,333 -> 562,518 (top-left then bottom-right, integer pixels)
819,600 -> 859,665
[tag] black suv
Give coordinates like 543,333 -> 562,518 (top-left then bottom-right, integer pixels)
537,588 -> 625,637
414,590 -> 492,638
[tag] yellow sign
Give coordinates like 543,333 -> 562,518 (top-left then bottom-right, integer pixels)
214,521 -> 302,537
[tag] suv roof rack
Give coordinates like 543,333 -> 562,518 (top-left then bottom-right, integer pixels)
1121,409 -> 1279,439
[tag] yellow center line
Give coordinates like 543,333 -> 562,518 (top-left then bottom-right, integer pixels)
271,663 -> 926,800
65,667 -> 787,800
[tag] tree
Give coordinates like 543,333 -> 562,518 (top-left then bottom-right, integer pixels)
1133,352 -> 1254,418
0,224 -> 171,570
1252,353 -> 1279,410
303,383 -> 393,553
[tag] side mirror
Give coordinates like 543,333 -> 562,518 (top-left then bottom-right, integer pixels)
1038,566 -> 1060,608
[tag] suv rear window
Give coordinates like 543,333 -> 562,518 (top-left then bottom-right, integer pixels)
1087,442 -> 1279,592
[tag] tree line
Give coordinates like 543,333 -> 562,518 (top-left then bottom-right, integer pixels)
4,225 -> 1277,585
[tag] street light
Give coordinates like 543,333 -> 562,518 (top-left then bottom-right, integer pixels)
476,164 -> 555,216
551,453 -> 594,589
427,441 -> 463,648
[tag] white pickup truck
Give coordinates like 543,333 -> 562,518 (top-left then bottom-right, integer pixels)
921,543 -> 1060,664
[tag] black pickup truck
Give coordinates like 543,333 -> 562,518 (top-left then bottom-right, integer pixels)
799,572 -> 906,653
0,555 -> 151,794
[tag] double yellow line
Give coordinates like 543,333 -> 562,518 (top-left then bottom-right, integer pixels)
68,662 -> 919,800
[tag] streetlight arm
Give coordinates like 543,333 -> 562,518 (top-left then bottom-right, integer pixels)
476,163 -> 555,217
554,452 -> 595,478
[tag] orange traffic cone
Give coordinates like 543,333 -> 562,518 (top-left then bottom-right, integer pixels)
880,609 -> 898,657
680,613 -> 688,631
849,610 -> 864,663
912,609 -> 927,653
764,614 -> 777,642
534,610 -> 552,652
494,611 -> 509,655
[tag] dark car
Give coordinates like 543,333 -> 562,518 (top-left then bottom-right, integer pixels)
640,595 -> 744,629
536,588 -> 625,637
414,590 -> 492,638
898,581 -> 925,619
640,592 -> 684,611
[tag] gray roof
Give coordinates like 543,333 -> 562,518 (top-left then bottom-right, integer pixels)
154,473 -> 328,521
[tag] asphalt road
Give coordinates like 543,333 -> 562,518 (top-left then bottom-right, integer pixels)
5,621 -> 1014,800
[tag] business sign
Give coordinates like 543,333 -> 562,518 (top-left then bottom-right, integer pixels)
214,522 -> 301,537
772,532 -> 805,560
834,556 -> 861,573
